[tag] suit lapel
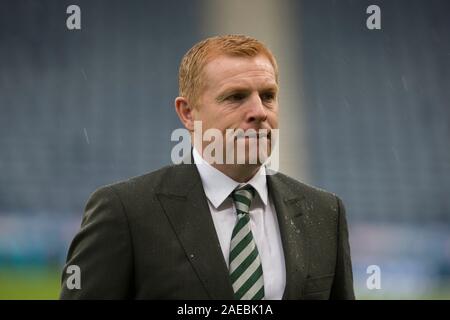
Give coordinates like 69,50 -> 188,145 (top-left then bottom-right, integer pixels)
267,174 -> 309,300
156,163 -> 234,299
155,150 -> 309,300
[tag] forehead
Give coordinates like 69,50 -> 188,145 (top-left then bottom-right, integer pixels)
201,54 -> 277,92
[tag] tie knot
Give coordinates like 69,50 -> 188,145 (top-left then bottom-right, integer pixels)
231,185 -> 255,214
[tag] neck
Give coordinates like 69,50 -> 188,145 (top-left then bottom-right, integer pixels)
212,163 -> 261,183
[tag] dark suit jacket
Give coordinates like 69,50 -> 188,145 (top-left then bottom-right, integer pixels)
60,161 -> 355,299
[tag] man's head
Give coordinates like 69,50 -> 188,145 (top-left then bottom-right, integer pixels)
178,34 -> 279,107
175,35 -> 280,181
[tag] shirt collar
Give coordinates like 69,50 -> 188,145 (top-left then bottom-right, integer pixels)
192,147 -> 268,209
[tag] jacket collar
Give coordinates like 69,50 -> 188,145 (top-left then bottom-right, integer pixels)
156,154 -> 309,299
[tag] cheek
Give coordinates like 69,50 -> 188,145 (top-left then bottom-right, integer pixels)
194,108 -> 216,128
196,102 -> 240,132
212,112 -> 238,130
198,114 -> 231,134
268,113 -> 279,128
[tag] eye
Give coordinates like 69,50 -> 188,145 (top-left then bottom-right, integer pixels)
261,92 -> 276,102
226,93 -> 247,102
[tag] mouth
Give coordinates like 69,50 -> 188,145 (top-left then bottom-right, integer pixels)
235,130 -> 272,140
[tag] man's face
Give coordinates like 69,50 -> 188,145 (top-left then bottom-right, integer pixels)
192,54 -> 279,165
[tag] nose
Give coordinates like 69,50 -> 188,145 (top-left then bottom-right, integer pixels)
246,93 -> 268,123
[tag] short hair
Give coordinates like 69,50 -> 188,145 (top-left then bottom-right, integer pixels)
178,34 -> 279,107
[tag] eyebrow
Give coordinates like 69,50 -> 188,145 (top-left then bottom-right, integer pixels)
215,85 -> 279,103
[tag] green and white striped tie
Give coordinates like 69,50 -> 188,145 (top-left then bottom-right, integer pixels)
229,185 -> 265,300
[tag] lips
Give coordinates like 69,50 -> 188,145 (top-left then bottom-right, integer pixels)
235,130 -> 271,139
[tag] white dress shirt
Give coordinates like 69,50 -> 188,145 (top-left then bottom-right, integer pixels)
193,148 -> 286,300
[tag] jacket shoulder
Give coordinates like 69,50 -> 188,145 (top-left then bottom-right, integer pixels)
271,171 -> 339,201
89,163 -> 198,201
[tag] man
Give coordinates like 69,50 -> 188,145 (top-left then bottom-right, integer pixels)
60,35 -> 354,300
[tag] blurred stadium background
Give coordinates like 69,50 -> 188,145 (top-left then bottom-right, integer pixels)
0,0 -> 449,299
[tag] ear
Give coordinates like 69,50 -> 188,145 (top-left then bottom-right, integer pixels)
174,96 -> 196,131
